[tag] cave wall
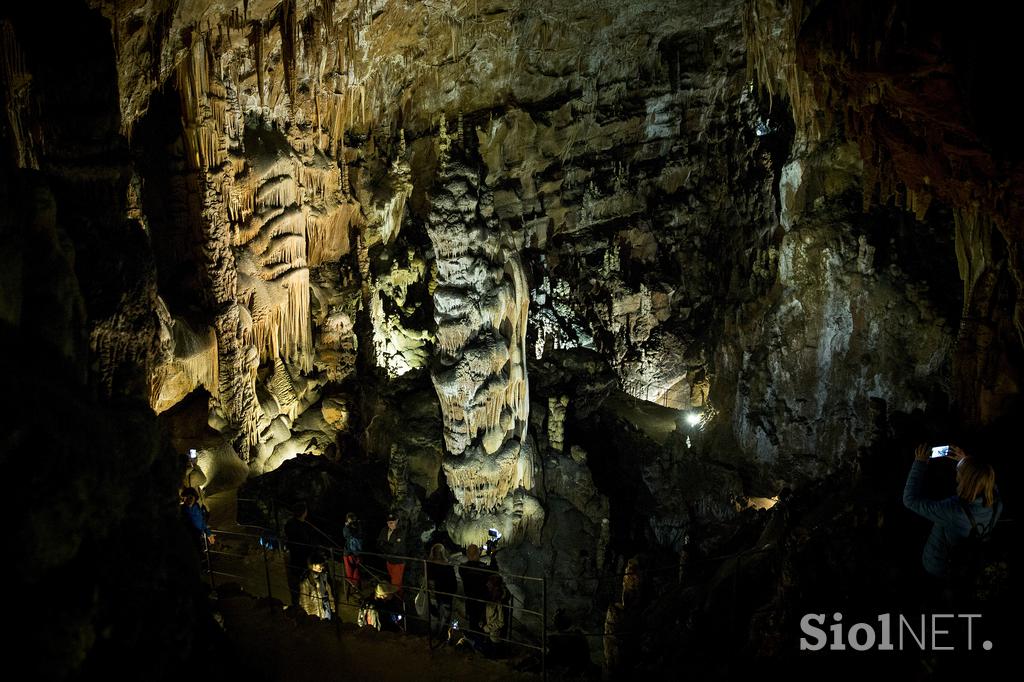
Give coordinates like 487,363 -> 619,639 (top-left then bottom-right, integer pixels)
745,0 -> 1024,429
1,3 -> 229,678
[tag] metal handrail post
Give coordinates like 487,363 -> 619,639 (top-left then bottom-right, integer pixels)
263,537 -> 274,608
542,576 -> 547,682
271,496 -> 281,546
423,558 -> 432,648
204,534 -> 216,592
330,547 -> 342,639
732,553 -> 741,639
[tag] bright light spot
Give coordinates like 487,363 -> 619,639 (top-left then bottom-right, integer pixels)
747,496 -> 779,511
685,412 -> 702,427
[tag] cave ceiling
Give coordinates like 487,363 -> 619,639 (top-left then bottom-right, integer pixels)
3,0 -> 1022,542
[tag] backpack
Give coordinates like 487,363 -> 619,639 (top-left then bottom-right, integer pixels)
358,601 -> 381,630
948,499 -> 1004,599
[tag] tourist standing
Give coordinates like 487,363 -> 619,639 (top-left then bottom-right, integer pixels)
285,502 -> 317,608
376,512 -> 408,595
342,511 -> 363,596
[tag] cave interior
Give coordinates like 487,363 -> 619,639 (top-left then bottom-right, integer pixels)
2,0 -> 1021,678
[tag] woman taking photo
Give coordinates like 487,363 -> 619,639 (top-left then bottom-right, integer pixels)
903,444 -> 1001,604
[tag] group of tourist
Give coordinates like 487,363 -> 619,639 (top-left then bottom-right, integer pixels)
174,438 -> 1001,671
281,505 -> 510,653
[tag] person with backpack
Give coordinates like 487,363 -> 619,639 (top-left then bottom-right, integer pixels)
903,443 -> 1001,605
342,512 -> 363,597
426,543 -> 458,637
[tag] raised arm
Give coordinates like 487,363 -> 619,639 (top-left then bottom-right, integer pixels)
902,444 -> 962,524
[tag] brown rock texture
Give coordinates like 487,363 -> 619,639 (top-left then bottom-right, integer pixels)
3,0 -> 1022,676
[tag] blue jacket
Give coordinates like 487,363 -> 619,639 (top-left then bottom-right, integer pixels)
903,460 -> 1000,577
184,502 -> 212,537
343,524 -> 363,556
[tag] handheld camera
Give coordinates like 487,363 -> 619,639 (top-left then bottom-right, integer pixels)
189,448 -> 198,461
483,528 -> 503,554
930,445 -> 949,459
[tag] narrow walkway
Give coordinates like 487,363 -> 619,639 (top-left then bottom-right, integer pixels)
197,492 -> 544,681
218,592 -> 541,682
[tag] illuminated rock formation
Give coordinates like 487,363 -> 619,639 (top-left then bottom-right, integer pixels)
426,150 -> 541,546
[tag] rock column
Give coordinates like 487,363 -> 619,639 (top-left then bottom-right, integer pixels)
426,153 -> 542,546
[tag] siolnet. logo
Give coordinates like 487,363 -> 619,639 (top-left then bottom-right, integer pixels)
799,612 -> 993,652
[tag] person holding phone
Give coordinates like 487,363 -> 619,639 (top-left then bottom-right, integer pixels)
903,443 -> 1001,600
180,487 -> 215,548
182,448 -> 207,500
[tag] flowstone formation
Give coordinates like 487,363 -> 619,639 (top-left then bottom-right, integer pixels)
426,147 -> 542,546
105,3 -> 428,479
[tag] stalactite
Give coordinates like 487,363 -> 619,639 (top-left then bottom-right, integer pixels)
298,164 -> 339,203
249,21 -> 264,108
281,267 -> 312,372
437,322 -> 472,357
232,211 -> 266,246
380,180 -> 411,245
906,187 -> 932,222
242,207 -> 296,254
438,114 -> 451,172
268,357 -> 299,421
262,233 -> 307,267
307,203 -> 358,265
1,20 -> 38,169
252,303 -> 282,362
954,206 -> 993,319
256,176 -> 298,211
339,151 -> 352,196
171,317 -> 220,398
236,301 -> 253,346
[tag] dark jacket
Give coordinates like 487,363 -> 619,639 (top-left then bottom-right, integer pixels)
376,525 -> 408,564
285,517 -> 318,568
426,561 -> 458,603
343,523 -> 363,556
459,556 -> 497,603
903,460 -> 1001,577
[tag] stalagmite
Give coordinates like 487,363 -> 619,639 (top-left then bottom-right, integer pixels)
426,155 -> 542,547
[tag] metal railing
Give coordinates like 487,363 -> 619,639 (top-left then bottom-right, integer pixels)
199,525 -> 549,678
